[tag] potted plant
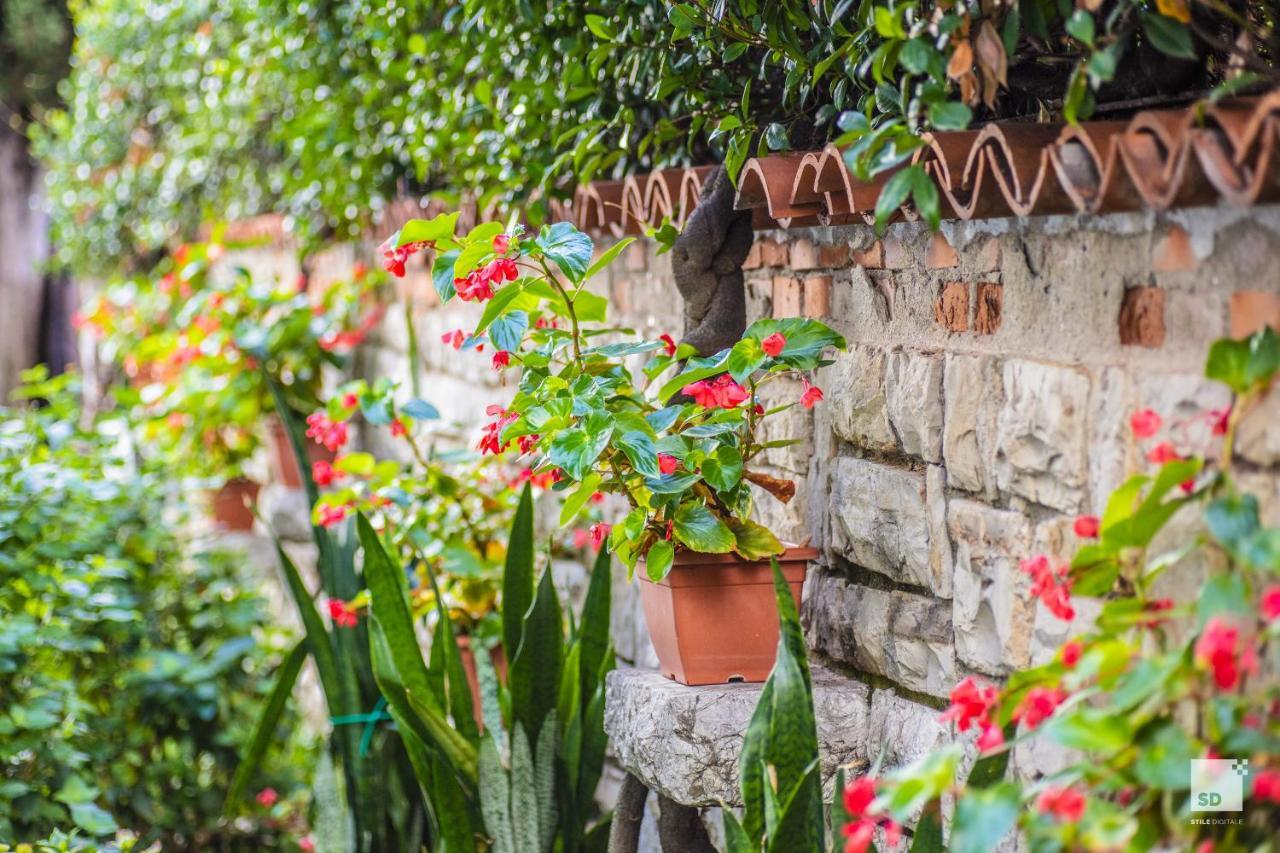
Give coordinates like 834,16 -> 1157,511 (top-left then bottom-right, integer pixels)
377,213 -> 845,684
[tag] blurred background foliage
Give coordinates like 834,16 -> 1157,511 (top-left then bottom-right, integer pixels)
0,369 -> 312,847
30,0 -> 1275,274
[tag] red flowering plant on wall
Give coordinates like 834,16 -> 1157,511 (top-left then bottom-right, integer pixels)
832,328 -> 1280,853
380,213 -> 845,580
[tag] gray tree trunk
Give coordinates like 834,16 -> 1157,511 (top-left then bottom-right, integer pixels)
0,123 -> 52,399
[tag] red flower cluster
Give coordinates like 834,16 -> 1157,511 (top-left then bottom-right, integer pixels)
840,777 -> 900,853
378,236 -> 427,277
658,453 -> 679,474
1262,585 -> 1280,621
939,676 -> 1004,753
389,419 -> 408,438
762,332 -> 786,357
456,257 -> 518,302
1012,686 -> 1067,730
512,467 -> 556,490
659,333 -> 677,357
492,233 -> 512,254
1254,769 -> 1280,804
256,787 -> 279,807
1146,441 -> 1182,464
1060,640 -> 1083,668
1130,408 -> 1162,438
1036,786 -> 1086,821
800,377 -> 824,409
1020,555 -> 1075,621
306,412 -> 349,452
318,503 -> 351,528
477,405 -> 518,455
589,522 -> 611,550
683,375 -> 749,409
319,306 -> 386,352
1073,514 -> 1100,538
312,460 -> 341,486
492,350 -> 511,369
1194,618 -> 1258,689
328,598 -> 360,628
442,329 -> 467,350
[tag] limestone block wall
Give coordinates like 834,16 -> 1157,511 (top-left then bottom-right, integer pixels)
238,204 -> 1280,788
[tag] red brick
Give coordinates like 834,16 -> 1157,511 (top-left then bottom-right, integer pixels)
926,232 -> 959,269
1229,291 -> 1280,339
803,275 -> 833,318
935,282 -> 969,332
1118,287 -> 1166,348
791,239 -> 850,270
1152,225 -> 1196,272
852,241 -> 884,269
743,242 -> 764,270
974,282 -> 1002,335
772,276 -> 803,318
758,239 -> 790,268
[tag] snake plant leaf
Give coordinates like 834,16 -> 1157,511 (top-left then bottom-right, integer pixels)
226,639 -> 307,811
502,484 -> 536,665
510,568 -> 564,749
479,736 -> 515,853
511,727 -> 540,853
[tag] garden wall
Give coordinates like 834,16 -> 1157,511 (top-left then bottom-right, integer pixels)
231,202 -> 1280,820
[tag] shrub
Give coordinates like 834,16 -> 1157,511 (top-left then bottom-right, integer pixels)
0,369 -> 308,846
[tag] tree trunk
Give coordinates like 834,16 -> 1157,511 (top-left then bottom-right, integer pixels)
0,123 -> 52,397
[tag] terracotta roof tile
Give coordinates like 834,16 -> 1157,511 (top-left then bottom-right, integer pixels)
561,92 -> 1280,234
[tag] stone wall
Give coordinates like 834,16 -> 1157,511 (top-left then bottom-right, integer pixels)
237,204 -> 1280,802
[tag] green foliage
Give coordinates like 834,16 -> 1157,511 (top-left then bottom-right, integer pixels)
0,0 -> 70,118
724,560 -> 825,853
393,216 -> 843,577
361,484 -> 617,852
38,0 -> 1258,273
0,369 -> 307,846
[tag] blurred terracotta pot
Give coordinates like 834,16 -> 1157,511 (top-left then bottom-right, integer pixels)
266,415 -> 334,488
456,636 -> 508,729
639,546 -> 816,686
210,477 -> 260,531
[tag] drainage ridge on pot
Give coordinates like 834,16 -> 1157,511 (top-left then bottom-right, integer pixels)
638,545 -> 816,686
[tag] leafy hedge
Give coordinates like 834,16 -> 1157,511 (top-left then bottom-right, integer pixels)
37,0 -> 1273,271
0,370 -> 307,846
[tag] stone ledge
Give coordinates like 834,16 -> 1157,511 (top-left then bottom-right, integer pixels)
603,665 -> 869,808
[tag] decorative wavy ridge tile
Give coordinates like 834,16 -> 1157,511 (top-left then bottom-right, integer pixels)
562,91 -> 1280,234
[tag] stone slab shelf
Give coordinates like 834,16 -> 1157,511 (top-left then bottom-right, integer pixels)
603,665 -> 869,808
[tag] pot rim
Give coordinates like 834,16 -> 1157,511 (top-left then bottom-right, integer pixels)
646,543 -> 818,568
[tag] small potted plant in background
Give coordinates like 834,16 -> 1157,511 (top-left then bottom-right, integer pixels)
378,213 -> 845,685
80,238 -> 384,528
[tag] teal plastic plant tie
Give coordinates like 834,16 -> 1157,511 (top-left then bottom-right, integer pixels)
330,697 -> 391,757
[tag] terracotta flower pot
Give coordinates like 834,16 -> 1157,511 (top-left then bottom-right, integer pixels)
456,635 -> 508,729
639,545 -> 816,686
210,477 -> 261,531
266,414 -> 335,488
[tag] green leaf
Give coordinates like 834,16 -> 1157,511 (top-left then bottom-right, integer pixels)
397,212 -> 460,248
616,430 -> 661,478
1142,11 -> 1197,59
489,310 -> 528,353
726,518 -> 784,560
645,539 -> 675,581
535,222 -> 594,282
560,473 -> 603,525
69,802 -> 118,836
1206,494 -> 1260,556
874,166 -> 915,232
226,640 -> 307,810
1066,9 -> 1095,45
1047,707 -> 1132,752
432,249 -> 459,302
644,471 -> 702,494
584,13 -> 615,40
742,317 -> 846,369
657,349 -> 732,403
764,122 -> 789,151
403,397 -> 439,420
1133,722 -> 1197,790
578,544 -> 614,706
475,280 -> 536,335
910,799 -> 945,852
549,418 -> 614,481
701,445 -> 744,492
929,100 -> 972,131
950,783 -> 1019,853
510,569 -> 564,748
672,503 -> 735,554
503,484 -> 536,664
